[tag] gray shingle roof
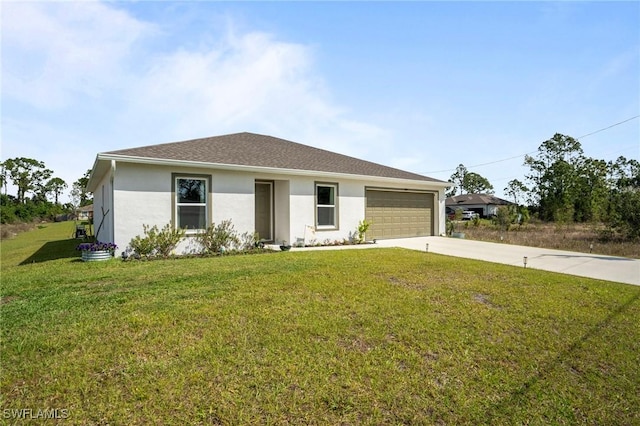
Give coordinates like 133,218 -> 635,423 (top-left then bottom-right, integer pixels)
446,193 -> 513,206
104,132 -> 444,183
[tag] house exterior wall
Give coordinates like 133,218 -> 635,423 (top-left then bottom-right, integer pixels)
437,190 -> 446,236
274,180 -> 290,244
486,205 -> 499,217
288,177 -> 314,245
448,203 -> 498,217
286,178 -> 366,246
92,167 -> 114,244
209,171 -> 254,233
104,161 -> 447,254
112,163 -> 256,255
113,163 -> 172,253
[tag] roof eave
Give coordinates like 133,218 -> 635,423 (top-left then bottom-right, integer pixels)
86,156 -> 112,192
97,153 -> 450,188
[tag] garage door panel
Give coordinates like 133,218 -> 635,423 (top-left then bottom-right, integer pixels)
365,190 -> 434,240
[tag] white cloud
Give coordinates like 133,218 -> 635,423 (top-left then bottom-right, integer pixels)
119,29 -> 390,159
2,1 -> 155,108
125,32 -> 315,130
2,1 -> 411,204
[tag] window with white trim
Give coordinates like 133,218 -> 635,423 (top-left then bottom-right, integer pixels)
316,183 -> 337,229
176,177 -> 208,231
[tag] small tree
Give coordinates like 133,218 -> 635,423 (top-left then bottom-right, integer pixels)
0,163 -> 7,196
462,172 -> 494,194
355,219 -> 372,243
446,164 -> 468,197
606,157 -> 640,239
3,157 -> 52,203
447,164 -> 494,196
71,169 -> 93,207
494,206 -> 512,233
504,179 -> 529,206
45,177 -> 67,204
524,133 -> 584,222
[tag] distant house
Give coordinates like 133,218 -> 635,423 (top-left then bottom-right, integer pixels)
87,132 -> 450,254
77,204 -> 93,221
445,193 -> 514,218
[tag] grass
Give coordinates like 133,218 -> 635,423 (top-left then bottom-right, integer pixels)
0,222 -> 36,241
457,220 -> 640,259
1,222 -> 639,424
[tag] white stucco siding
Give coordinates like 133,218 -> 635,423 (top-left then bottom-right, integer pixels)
283,178 -> 448,244
326,180 -> 365,243
437,189 -> 446,236
111,164 -> 262,254
104,160 -> 447,253
434,188 -> 446,235
287,178 -> 365,245
210,171 -> 254,236
113,163 -> 173,253
273,180 -> 290,244
287,177 -> 315,245
92,169 -> 114,244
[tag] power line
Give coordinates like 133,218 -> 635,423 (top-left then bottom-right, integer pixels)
576,115 -> 639,140
423,115 -> 640,174
424,152 -> 536,174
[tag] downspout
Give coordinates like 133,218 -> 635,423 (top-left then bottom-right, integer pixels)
109,160 -> 116,246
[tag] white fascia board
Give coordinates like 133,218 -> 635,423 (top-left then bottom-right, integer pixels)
86,157 -> 113,192
96,153 -> 451,188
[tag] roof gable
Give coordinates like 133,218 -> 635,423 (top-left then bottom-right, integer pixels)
102,132 -> 444,183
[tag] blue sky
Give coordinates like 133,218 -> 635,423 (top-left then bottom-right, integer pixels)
2,1 -> 638,202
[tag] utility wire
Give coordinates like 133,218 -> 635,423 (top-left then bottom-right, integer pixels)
425,152 -> 536,174
575,115 -> 639,139
423,115 -> 640,174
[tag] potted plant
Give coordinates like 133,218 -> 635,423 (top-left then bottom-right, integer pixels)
76,241 -> 117,262
279,240 -> 291,251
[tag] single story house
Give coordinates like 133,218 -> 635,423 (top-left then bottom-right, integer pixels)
87,132 -> 450,254
445,193 -> 514,218
76,204 -> 93,221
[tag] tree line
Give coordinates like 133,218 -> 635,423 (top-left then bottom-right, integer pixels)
0,158 -> 92,224
446,133 -> 639,239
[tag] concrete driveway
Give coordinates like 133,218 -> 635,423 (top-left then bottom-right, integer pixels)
376,236 -> 640,286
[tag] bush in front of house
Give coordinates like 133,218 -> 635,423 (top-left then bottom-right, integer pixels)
127,223 -> 185,259
196,220 -> 258,254
196,220 -> 240,254
126,220 -> 260,260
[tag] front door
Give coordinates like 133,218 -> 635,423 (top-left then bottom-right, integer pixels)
255,182 -> 273,241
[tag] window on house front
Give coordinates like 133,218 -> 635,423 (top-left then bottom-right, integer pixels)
175,177 -> 208,230
316,183 -> 337,229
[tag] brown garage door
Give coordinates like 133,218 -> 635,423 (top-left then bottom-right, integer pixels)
365,190 -> 434,240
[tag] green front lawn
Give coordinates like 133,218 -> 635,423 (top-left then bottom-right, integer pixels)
1,223 -> 639,424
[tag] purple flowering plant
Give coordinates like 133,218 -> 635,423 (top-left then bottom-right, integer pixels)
76,241 -> 118,252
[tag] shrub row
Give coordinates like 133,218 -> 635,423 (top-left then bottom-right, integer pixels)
125,220 -> 260,260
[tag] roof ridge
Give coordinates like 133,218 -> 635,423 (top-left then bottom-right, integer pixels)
103,132 -> 446,183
